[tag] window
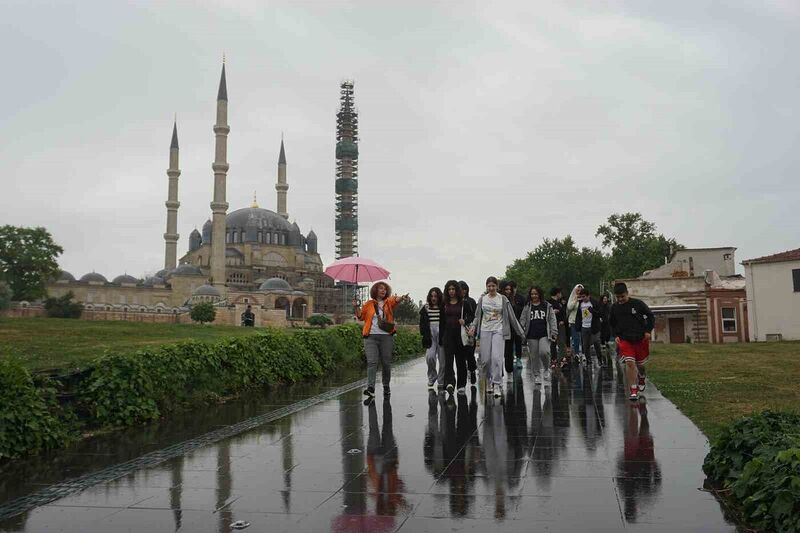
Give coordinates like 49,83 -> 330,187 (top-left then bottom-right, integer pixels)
721,307 -> 737,332
793,269 -> 800,292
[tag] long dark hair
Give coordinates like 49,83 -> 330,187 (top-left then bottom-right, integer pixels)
527,286 -> 544,303
426,287 -> 443,307
443,280 -> 462,304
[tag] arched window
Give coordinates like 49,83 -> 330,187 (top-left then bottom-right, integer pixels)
257,231 -> 262,243
233,232 -> 239,244
226,232 -> 231,244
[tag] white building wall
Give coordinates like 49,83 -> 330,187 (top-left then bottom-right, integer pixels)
644,248 -> 736,278
745,260 -> 800,341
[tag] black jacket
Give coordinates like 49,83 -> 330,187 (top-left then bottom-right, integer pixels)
609,298 -> 654,342
419,302 -> 475,349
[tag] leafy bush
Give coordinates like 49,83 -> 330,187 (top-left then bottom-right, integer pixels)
704,411 -> 800,532
190,302 -> 216,324
393,328 -> 423,358
43,291 -> 83,318
0,358 -> 73,459
307,314 -> 333,328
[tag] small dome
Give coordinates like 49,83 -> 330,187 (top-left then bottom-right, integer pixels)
141,276 -> 166,287
58,270 -> 76,282
225,248 -> 243,257
291,221 -> 301,232
170,264 -> 204,277
190,229 -> 201,236
193,284 -> 221,297
80,272 -> 108,283
112,274 -> 139,285
292,290 -> 306,296
259,277 -> 292,291
307,230 -> 317,240
155,269 -> 169,278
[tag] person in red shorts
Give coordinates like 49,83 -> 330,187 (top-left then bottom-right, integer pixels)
609,282 -> 655,401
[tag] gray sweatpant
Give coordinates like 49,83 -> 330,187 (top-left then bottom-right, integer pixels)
479,329 -> 505,386
425,323 -> 445,385
527,337 -> 550,376
364,334 -> 394,388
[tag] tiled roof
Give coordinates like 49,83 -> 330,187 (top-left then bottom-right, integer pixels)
742,248 -> 800,265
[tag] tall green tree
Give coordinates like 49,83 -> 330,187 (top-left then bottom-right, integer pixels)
0,226 -> 63,301
0,281 -> 11,311
596,213 -> 682,280
504,236 -> 607,295
393,297 -> 420,325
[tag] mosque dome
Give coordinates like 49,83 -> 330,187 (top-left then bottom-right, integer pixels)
155,269 -> 169,278
226,207 -> 291,232
141,276 -> 166,287
259,277 -> 292,291
170,264 -> 204,277
80,272 -> 108,284
192,284 -> 221,297
112,274 -> 139,285
57,270 -> 76,282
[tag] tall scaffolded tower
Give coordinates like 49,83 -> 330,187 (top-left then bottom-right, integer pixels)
335,81 -> 359,259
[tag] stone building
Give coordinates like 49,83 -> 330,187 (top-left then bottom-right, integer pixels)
619,247 -> 748,344
743,247 -> 800,341
34,62 -> 345,326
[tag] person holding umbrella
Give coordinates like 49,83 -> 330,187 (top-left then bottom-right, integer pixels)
354,281 -> 411,400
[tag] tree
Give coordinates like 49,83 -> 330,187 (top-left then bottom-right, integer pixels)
43,291 -> 83,318
596,213 -> 682,280
504,236 -> 607,295
190,302 -> 216,324
0,281 -> 11,311
393,297 -> 420,325
307,314 -> 333,328
0,226 -> 64,301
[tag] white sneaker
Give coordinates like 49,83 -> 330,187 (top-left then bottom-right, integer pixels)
543,370 -> 551,382
494,385 -> 503,397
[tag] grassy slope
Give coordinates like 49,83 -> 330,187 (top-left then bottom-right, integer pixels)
0,317 -> 259,372
648,341 -> 800,439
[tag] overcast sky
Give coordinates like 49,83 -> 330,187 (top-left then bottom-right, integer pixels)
2,0 -> 798,301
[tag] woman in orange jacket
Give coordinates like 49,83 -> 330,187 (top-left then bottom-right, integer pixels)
353,282 -> 410,399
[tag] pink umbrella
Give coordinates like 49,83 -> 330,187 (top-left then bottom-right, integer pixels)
324,256 -> 390,283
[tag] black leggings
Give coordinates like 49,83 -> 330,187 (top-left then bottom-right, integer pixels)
504,334 -> 522,373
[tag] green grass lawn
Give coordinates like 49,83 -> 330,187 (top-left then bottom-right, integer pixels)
648,341 -> 800,439
0,317 -> 260,373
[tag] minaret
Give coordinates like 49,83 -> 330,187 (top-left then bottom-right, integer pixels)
276,137 -> 288,219
335,81 -> 359,259
210,62 -> 230,290
163,120 -> 181,270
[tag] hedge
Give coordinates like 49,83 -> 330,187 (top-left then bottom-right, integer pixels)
0,358 -> 74,460
703,411 -> 800,533
0,325 -> 422,459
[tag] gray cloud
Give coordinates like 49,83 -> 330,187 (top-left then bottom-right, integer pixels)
1,0 -> 798,300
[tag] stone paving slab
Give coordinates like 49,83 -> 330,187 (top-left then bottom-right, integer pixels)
0,357 -> 743,532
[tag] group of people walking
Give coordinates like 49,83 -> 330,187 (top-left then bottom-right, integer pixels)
353,277 -> 655,403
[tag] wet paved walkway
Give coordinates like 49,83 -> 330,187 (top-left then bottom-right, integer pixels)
1,356 -> 740,532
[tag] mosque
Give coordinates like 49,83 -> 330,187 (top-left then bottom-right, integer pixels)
42,63 -> 346,326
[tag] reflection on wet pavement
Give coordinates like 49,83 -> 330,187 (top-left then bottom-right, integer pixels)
0,357 -> 741,532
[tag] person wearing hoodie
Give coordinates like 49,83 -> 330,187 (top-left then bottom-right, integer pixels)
566,284 -> 584,357
420,287 -> 445,389
459,280 -> 478,387
577,287 -> 603,366
501,280 -> 526,377
519,286 -> 558,384
468,276 -> 525,398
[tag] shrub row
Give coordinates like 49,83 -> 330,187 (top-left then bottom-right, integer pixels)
0,358 -> 74,460
0,325 -> 422,459
703,411 -> 800,533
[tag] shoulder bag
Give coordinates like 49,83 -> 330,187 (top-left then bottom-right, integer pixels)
373,300 -> 395,333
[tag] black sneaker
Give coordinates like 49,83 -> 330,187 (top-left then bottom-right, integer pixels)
383,386 -> 391,397
363,386 -> 375,398
469,371 -> 476,385
446,384 -> 454,395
